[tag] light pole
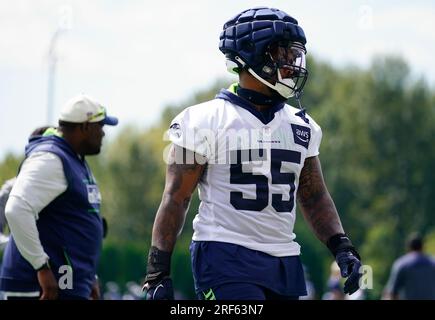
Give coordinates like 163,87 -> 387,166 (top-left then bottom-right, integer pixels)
47,29 -> 62,125
46,6 -> 73,125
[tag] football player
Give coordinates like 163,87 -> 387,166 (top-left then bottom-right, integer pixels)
143,7 -> 362,300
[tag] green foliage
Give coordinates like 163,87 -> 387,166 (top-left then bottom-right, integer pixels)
0,153 -> 22,185
98,240 -> 145,290
301,55 -> 435,298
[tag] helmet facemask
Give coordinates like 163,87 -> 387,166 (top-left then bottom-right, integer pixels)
249,41 -> 308,99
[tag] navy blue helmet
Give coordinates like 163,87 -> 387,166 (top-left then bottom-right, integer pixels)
219,7 -> 308,98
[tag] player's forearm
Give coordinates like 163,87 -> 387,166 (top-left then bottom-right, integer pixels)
151,192 -> 190,252
298,190 -> 344,244
297,156 -> 344,244
151,145 -> 205,252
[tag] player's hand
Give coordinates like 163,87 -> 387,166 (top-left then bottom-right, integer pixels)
335,250 -> 362,295
143,275 -> 174,300
143,246 -> 173,300
37,268 -> 59,300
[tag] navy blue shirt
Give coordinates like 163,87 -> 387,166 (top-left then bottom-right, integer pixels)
0,135 -> 103,298
386,252 -> 435,299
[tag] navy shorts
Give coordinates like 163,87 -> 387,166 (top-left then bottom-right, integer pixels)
190,241 -> 306,299
197,282 -> 300,300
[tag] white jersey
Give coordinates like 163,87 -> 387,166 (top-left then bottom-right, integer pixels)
168,89 -> 322,257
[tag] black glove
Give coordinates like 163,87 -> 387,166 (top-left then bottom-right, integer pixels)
145,277 -> 174,300
327,234 -> 362,295
143,246 -> 174,300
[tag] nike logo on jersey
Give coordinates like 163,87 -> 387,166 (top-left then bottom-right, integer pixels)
152,284 -> 164,299
291,124 -> 311,149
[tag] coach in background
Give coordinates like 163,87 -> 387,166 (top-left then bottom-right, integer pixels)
0,95 -> 118,300
383,233 -> 435,300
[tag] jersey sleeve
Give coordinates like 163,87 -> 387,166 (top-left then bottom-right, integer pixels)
167,104 -> 216,159
306,114 -> 323,158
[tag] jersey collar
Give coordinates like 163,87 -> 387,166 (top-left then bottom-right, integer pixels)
216,84 -> 285,125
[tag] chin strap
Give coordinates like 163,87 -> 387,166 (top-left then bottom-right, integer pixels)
294,90 -> 309,124
295,90 -> 304,109
232,56 -> 295,99
247,66 -> 295,99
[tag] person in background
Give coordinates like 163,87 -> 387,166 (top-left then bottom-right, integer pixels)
0,178 -> 15,250
0,127 -> 51,243
383,233 -> 435,300
0,95 -> 118,300
0,178 -> 16,301
0,127 -> 51,300
322,262 -> 345,300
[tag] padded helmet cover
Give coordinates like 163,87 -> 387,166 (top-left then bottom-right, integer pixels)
219,7 -> 307,71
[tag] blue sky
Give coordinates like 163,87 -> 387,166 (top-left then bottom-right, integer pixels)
1,0 -> 434,160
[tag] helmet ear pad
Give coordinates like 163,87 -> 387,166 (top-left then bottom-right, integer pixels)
226,51 -> 284,87
246,49 -> 279,84
258,56 -> 278,80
